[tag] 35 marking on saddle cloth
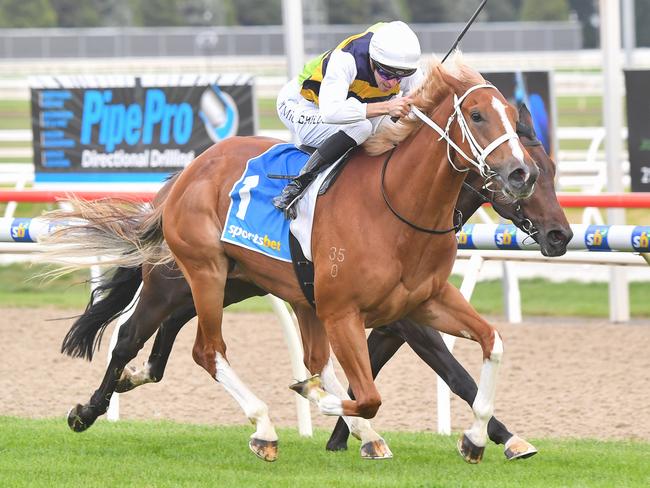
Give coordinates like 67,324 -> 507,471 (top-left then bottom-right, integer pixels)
221,143 -> 309,262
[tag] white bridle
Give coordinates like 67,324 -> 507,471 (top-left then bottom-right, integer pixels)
411,83 -> 520,180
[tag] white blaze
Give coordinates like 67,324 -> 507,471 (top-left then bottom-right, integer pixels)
491,97 -> 525,165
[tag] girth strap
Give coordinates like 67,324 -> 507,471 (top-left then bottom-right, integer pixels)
288,232 -> 316,309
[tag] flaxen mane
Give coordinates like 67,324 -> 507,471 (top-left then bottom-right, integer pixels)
363,52 -> 485,156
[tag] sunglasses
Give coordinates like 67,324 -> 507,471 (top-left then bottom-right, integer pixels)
372,60 -> 416,81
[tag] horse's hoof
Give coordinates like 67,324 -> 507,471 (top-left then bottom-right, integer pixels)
360,439 -> 393,460
249,438 -> 278,462
504,435 -> 538,461
67,404 -> 96,433
326,438 -> 348,452
115,365 -> 137,393
288,375 -> 322,399
457,433 -> 485,464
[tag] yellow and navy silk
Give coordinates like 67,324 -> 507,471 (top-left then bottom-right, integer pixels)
299,23 -> 400,105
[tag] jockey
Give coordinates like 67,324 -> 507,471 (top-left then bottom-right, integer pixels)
273,21 -> 423,218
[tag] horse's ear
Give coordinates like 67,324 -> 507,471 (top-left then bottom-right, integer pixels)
437,65 -> 463,95
519,103 -> 532,126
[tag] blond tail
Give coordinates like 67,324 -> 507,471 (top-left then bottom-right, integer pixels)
38,197 -> 173,275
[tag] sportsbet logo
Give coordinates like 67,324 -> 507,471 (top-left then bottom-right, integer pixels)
456,224 -> 475,249
227,225 -> 281,251
585,225 -> 609,251
495,224 -> 518,249
632,227 -> 650,251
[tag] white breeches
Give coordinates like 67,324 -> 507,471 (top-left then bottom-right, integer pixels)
276,78 -> 388,147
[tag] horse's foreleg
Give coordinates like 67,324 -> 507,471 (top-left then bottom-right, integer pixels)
399,317 -> 536,460
318,357 -> 393,459
398,319 -> 508,441
326,326 -> 406,454
411,283 -> 504,464
292,311 -> 381,420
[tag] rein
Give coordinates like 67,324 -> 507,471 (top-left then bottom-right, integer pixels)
381,147 -> 463,234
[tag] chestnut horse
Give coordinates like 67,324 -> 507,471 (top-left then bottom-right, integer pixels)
45,59 -> 539,462
56,103 -> 568,462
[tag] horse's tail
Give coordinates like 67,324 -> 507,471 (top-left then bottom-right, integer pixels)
39,197 -> 172,274
61,265 -> 143,360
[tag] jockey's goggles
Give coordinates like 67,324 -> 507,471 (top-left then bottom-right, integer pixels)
372,59 -> 417,81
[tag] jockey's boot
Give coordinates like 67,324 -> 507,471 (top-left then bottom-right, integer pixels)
273,130 -> 357,219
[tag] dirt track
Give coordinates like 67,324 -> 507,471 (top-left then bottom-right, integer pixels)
2,307 -> 650,441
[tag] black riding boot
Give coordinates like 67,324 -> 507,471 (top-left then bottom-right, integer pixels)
273,130 -> 357,219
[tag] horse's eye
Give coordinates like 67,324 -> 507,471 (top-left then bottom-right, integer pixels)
470,111 -> 482,122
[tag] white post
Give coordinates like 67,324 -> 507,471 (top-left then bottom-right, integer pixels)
622,0 -> 636,68
267,295 -> 312,436
599,0 -> 630,323
502,261 -> 522,323
281,0 -> 304,79
437,254 -> 484,435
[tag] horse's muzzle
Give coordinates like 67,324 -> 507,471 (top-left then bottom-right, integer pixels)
503,159 -> 539,199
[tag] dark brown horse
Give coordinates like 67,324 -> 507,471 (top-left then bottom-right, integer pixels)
45,59 -> 539,462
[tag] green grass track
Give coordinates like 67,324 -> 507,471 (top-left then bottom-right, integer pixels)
1,417 -> 648,487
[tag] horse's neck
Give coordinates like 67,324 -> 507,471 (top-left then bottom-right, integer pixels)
389,104 -> 466,231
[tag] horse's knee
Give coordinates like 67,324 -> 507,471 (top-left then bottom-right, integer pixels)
356,393 -> 382,419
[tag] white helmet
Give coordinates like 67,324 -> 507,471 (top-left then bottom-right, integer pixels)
369,21 -> 421,75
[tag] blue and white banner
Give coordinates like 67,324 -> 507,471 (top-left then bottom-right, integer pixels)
455,223 -> 650,253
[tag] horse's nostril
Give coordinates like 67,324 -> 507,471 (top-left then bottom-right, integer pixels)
507,168 -> 527,189
547,229 -> 572,246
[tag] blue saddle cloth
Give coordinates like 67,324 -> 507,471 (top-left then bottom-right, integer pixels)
221,143 -> 309,262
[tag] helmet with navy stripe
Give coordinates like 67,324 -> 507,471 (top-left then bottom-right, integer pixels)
369,21 -> 421,77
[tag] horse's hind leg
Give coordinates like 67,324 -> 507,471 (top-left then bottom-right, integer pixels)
67,280 -> 177,432
165,218 -> 278,462
118,277 -> 265,393
115,303 -> 195,393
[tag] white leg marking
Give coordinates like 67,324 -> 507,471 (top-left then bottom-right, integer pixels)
491,97 -> 525,165
120,362 -> 153,386
465,331 -> 503,447
215,353 -> 278,442
319,358 -> 383,443
303,366 -> 344,416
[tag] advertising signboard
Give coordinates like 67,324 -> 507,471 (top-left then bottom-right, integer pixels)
30,74 -> 255,189
624,70 -> 650,192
